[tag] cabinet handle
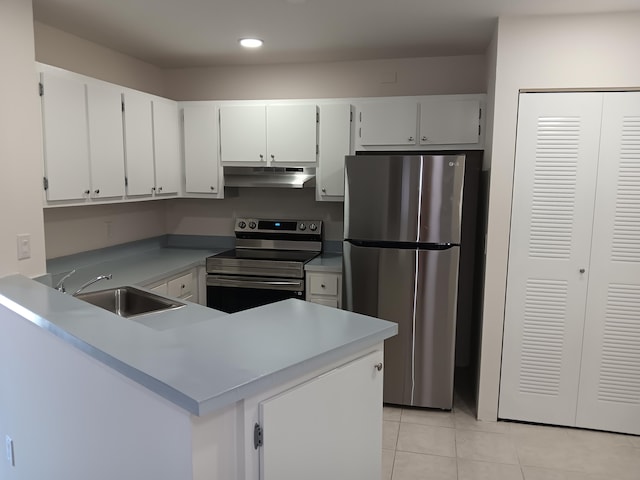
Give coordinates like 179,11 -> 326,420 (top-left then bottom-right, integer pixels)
321,187 -> 326,193
421,136 -> 428,142
158,186 -> 163,192
271,154 -> 275,160
181,284 -> 185,289
94,189 -> 100,195
321,284 -> 326,288
259,154 -> 264,160
374,363 -> 383,372
408,136 -> 414,142
84,189 -> 90,195
579,268 -> 586,274
210,186 -> 215,191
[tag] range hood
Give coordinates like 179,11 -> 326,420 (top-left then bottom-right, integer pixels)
223,167 -> 316,189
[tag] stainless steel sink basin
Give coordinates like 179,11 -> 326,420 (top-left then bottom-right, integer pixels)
76,286 -> 185,318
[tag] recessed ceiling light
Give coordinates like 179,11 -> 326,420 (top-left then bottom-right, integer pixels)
239,38 -> 264,48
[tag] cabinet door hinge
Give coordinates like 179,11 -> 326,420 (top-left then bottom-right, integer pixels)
350,111 -> 353,122
316,111 -> 319,123
39,82 -> 44,97
316,144 -> 319,155
253,423 -> 263,449
478,124 -> 481,136
124,176 -> 128,187
43,177 -> 49,191
121,101 -> 125,112
479,107 -> 482,119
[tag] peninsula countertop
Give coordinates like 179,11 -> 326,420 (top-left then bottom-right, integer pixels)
0,274 -> 396,417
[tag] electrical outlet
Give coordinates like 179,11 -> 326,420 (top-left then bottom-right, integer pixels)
5,435 -> 15,466
17,234 -> 31,260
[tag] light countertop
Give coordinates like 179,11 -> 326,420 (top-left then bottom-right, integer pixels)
305,252 -> 342,273
0,274 -> 395,417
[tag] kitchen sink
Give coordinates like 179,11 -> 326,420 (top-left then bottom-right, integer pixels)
75,286 -> 185,318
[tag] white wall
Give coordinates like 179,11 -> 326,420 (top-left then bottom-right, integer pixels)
166,189 -> 344,241
34,21 -> 166,96
0,304 -> 193,480
163,55 -> 487,101
43,202 -> 167,259
0,0 -> 47,278
478,12 -> 640,421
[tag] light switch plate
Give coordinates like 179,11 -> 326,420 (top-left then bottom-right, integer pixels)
17,234 -> 31,260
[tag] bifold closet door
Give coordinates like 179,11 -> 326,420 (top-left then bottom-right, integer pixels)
499,93 -> 603,425
576,92 -> 640,435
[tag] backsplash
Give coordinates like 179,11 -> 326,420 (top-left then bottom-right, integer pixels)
44,188 -> 344,259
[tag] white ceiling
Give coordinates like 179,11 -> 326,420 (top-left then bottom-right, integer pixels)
32,0 -> 640,68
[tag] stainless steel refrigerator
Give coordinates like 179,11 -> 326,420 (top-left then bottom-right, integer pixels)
342,153 -> 467,409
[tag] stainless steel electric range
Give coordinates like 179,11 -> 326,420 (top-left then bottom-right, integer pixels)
206,218 -> 323,313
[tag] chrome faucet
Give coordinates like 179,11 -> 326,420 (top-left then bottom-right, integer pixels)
72,274 -> 113,296
55,269 -> 76,293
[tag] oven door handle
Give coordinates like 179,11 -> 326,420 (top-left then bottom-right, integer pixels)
207,276 -> 304,291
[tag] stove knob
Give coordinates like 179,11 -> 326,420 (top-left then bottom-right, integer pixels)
309,223 -> 318,231
238,221 -> 246,229
299,223 -> 306,231
249,221 -> 257,229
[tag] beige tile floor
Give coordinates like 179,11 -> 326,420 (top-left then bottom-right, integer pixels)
381,398 -> 640,480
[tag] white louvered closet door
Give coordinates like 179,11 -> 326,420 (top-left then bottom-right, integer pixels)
576,92 -> 640,435
499,93 -> 604,425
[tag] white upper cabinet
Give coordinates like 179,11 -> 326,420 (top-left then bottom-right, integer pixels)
355,95 -> 485,150
152,98 -> 181,195
266,104 -> 318,164
182,105 -> 223,197
219,105 -> 267,164
419,98 -> 480,145
123,91 -> 155,196
219,104 -> 318,165
40,71 -> 91,202
317,103 -> 352,201
358,101 -> 418,146
86,82 -> 126,199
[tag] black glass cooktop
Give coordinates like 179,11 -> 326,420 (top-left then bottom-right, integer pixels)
209,249 -> 319,263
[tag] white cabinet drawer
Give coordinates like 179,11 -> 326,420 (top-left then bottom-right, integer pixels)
307,296 -> 339,308
308,273 -> 339,296
149,282 -> 168,295
167,272 -> 193,298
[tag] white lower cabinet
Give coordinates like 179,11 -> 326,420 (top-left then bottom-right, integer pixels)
305,272 -> 342,308
500,91 -> 640,435
145,269 -> 197,303
258,349 -> 383,480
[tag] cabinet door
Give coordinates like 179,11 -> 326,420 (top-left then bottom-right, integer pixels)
499,93 -> 603,426
41,72 -> 90,201
266,104 -> 317,163
259,349 -> 383,480
152,99 -> 180,195
576,92 -> 640,435
419,98 -> 480,145
183,105 -> 222,195
358,101 -> 417,145
86,83 -> 125,199
317,104 -> 351,200
167,271 -> 194,300
219,105 -> 266,164
123,91 -> 155,196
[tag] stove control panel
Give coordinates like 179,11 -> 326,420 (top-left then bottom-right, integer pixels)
235,218 -> 323,235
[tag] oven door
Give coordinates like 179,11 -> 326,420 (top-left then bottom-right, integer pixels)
207,274 -> 305,313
